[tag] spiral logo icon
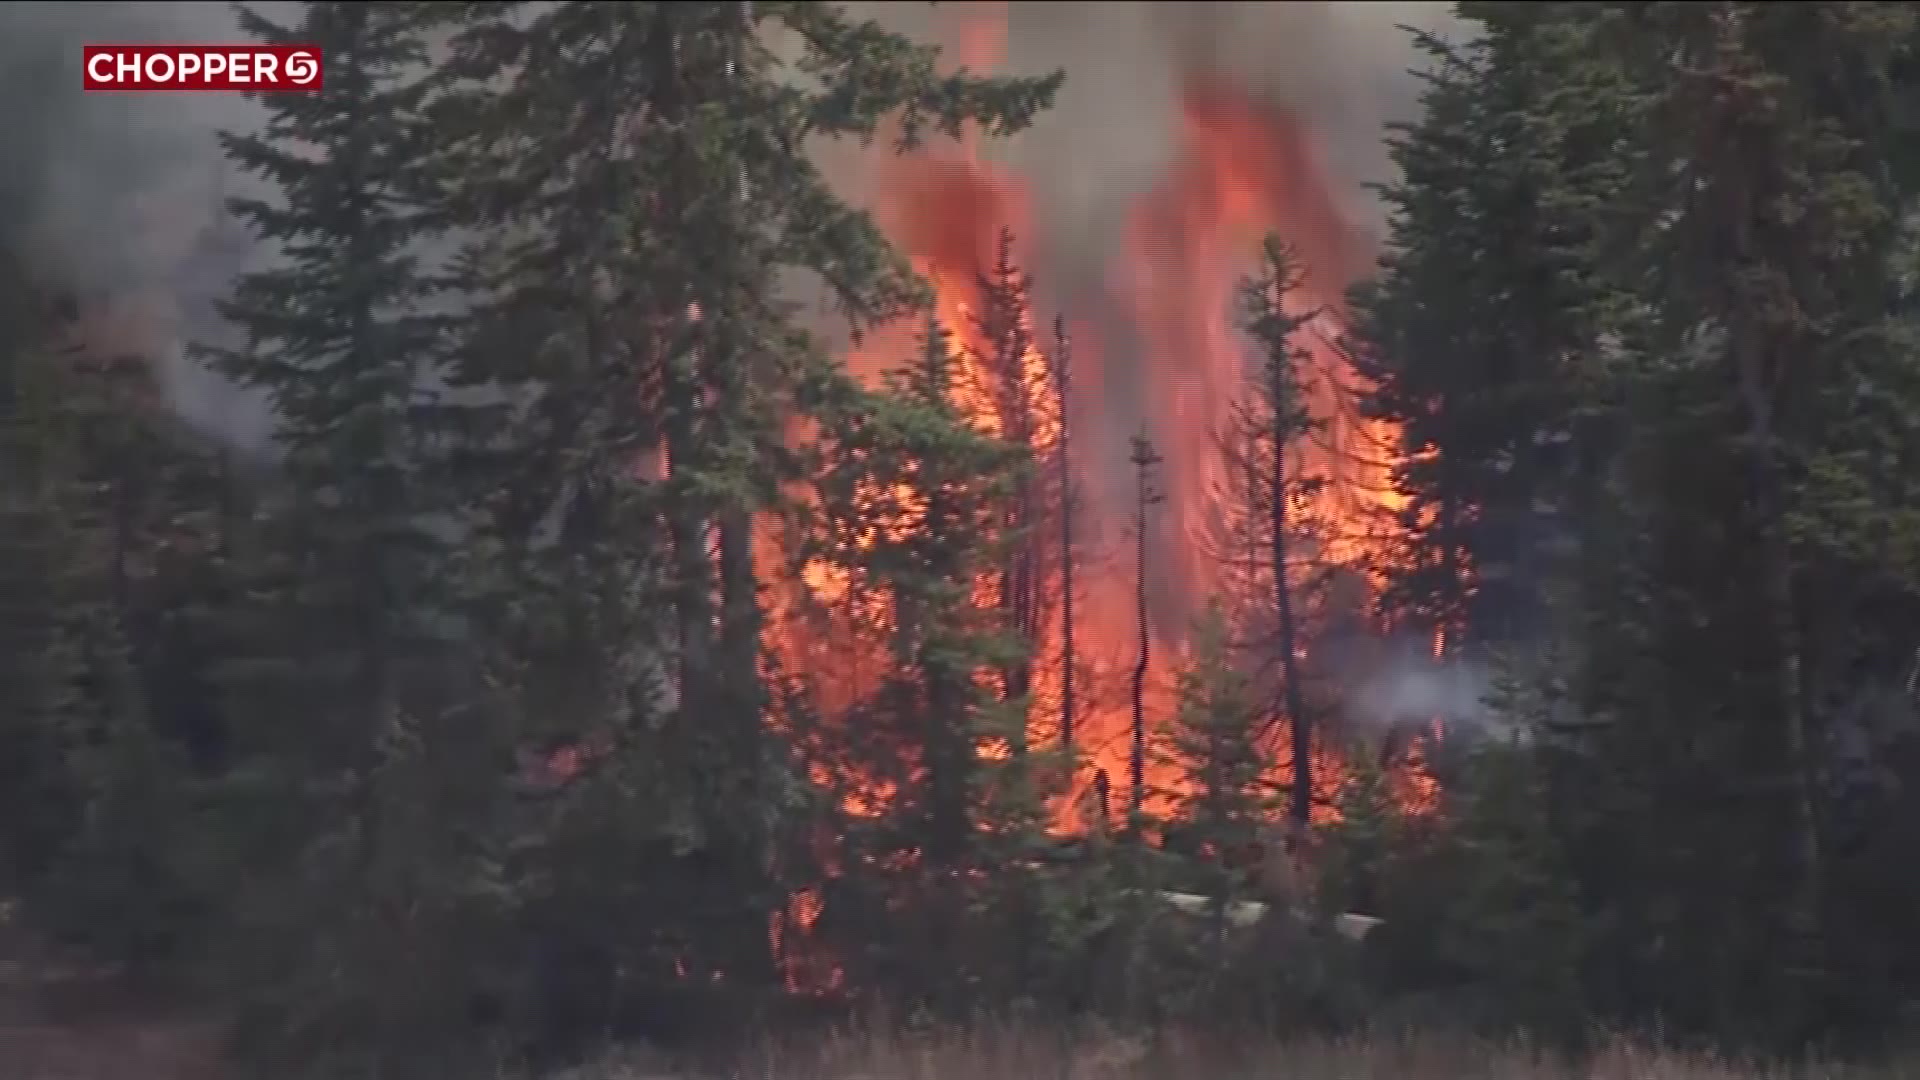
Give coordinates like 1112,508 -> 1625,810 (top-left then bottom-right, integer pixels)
285,50 -> 319,85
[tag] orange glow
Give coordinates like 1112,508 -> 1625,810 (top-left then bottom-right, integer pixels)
750,14 -> 1446,975
771,887 -> 842,996
756,6 -> 1440,837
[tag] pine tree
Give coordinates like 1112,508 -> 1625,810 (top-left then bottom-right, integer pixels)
0,270 -> 89,893
802,318 -> 1039,1002
205,0 -> 455,754
198,4 -> 509,1065
1163,601 -> 1275,921
965,227 -> 1055,752
428,0 -> 1060,994
1350,4 -> 1632,653
1560,1 -> 1920,1034
1362,1 -> 1920,1040
0,257 -> 234,981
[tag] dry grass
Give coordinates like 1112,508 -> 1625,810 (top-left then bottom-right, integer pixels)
0,913 -> 226,1080
557,1021 -> 1911,1080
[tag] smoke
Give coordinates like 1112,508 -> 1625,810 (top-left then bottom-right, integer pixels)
0,1 -> 278,445
838,1 -> 1458,287
2,1 -> 1457,449
1343,642 -> 1503,738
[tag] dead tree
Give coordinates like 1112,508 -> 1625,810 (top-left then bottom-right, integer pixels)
1230,237 -> 1323,832
1050,316 -> 1078,751
1127,430 -> 1164,825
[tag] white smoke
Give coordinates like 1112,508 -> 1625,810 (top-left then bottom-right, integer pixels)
0,2 -> 285,444
1344,645 -> 1503,737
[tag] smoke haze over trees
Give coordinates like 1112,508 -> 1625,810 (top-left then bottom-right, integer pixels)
6,2 -> 1920,1078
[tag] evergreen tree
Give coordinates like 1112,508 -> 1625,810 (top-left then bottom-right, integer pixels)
1359,1 -> 1920,1041
0,270 -> 91,895
427,0 -> 1061,998
965,227 -> 1054,750
1350,3 -> 1632,652
0,262 -> 218,976
198,4 -> 510,1067
801,318 -> 1044,1005
205,0 -> 456,775
1162,601 -> 1275,921
1608,1 -> 1914,996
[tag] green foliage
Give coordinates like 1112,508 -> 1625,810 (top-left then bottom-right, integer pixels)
0,275 -> 87,893
1357,0 -> 1920,1049
1161,602 -> 1277,910
0,267 -> 225,979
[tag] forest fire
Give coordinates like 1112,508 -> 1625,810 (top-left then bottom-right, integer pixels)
763,45 -> 1433,986
766,26 -> 1431,823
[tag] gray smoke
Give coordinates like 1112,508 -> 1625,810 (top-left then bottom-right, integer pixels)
2,1 -> 1458,450
0,1 -> 277,445
1345,645 -> 1502,737
839,1 -> 1460,288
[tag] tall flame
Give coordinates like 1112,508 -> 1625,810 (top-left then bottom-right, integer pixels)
762,6 -> 1439,992
765,5 -> 1427,837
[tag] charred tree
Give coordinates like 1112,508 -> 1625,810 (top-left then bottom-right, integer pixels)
1049,316 -> 1078,752
1212,236 -> 1327,833
1236,238 -> 1323,833
1127,430 -> 1164,826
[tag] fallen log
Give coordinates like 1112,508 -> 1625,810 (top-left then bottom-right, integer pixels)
1151,890 -> 1383,943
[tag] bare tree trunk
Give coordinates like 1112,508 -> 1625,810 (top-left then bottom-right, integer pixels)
1128,432 -> 1162,825
1052,317 -> 1077,752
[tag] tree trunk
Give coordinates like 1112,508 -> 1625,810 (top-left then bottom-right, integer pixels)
1128,433 -> 1160,825
1052,318 -> 1077,752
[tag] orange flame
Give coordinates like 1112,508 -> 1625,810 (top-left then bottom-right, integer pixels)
748,6 -> 1453,989
764,7 -> 1435,838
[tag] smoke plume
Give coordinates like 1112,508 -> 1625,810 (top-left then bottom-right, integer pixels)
1345,644 -> 1500,737
840,1 -> 1458,287
3,1 -> 1457,449
0,1 -> 276,445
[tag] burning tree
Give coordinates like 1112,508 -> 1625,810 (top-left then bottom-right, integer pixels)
797,317 -> 1067,1000
964,227 -> 1059,752
1127,430 -> 1166,829
809,319 -> 1033,862
1048,316 -> 1083,755
1212,236 -> 1331,830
